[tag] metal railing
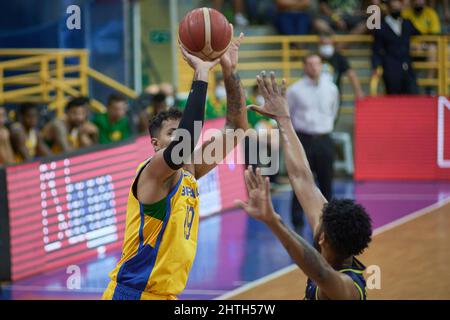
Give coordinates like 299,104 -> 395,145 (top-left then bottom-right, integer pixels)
177,35 -> 450,112
0,49 -> 138,117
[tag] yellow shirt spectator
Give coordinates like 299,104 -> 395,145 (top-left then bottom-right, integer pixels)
402,6 -> 441,35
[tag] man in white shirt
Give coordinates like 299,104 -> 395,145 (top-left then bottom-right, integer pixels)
286,53 -> 339,236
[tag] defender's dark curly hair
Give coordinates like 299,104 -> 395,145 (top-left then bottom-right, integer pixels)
148,107 -> 182,137
322,199 -> 372,258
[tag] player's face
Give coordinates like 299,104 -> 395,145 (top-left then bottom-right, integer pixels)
67,105 -> 88,127
152,118 -> 180,151
108,101 -> 127,122
389,0 -> 403,12
304,56 -> 323,80
22,108 -> 38,129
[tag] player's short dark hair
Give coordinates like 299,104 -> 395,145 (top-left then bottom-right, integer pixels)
66,96 -> 90,111
18,102 -> 38,116
107,92 -> 127,106
148,107 -> 182,138
322,199 -> 372,258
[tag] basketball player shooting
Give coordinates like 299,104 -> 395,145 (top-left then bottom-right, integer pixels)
102,32 -> 247,300
237,72 -> 373,300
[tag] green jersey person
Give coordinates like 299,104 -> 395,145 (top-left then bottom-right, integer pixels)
93,93 -> 131,144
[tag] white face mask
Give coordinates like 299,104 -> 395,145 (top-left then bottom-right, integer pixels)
215,86 -> 227,101
255,95 -> 265,106
165,96 -> 174,107
319,44 -> 335,58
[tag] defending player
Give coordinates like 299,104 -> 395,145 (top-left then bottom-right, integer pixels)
237,72 -> 372,300
102,33 -> 247,300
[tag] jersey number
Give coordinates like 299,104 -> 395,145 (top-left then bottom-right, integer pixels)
184,205 -> 195,240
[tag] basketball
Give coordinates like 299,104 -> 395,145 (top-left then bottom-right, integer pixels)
178,7 -> 233,61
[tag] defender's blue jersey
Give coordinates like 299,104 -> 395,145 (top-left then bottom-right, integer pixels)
305,257 -> 367,300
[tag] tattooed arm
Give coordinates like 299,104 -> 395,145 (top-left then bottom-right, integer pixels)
236,167 -> 360,300
193,32 -> 249,179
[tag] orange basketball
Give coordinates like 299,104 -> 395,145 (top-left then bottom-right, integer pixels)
178,7 -> 233,61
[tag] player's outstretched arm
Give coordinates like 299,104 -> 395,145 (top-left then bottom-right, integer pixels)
248,71 -> 326,232
143,46 -> 219,183
194,31 -> 249,179
236,167 -> 360,300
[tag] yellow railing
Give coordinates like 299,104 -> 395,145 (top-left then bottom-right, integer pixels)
177,35 -> 450,109
0,49 -> 138,117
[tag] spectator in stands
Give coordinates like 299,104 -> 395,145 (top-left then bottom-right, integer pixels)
159,83 -> 177,108
402,0 -> 441,34
10,103 -> 51,162
0,106 -> 14,165
212,0 -> 249,26
429,0 -> 450,24
403,0 -> 441,94
274,0 -> 312,35
93,93 -> 131,144
318,33 -> 365,100
287,54 -> 339,236
313,0 -> 367,35
371,0 -> 420,94
137,91 -> 168,134
42,97 -> 98,153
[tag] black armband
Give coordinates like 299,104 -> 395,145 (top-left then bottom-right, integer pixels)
163,80 -> 208,170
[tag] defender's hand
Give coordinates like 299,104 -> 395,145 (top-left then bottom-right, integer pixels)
235,166 -> 279,225
220,29 -> 244,74
248,71 -> 290,120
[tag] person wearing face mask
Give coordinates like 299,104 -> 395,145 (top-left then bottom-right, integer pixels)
402,0 -> 441,35
319,33 -> 365,101
371,0 -> 421,95
402,0 -> 441,94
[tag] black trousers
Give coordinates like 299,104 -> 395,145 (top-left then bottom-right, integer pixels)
291,132 -> 334,229
383,64 -> 418,95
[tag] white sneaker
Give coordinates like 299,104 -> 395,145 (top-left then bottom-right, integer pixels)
234,12 -> 249,27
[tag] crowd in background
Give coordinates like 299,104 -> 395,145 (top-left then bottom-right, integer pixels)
0,0 -> 449,167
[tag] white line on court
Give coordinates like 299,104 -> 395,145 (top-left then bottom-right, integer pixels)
215,197 -> 450,300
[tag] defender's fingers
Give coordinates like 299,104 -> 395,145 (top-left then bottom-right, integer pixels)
261,71 -> 274,95
255,167 -> 264,187
244,168 -> 257,189
281,78 -> 287,97
270,72 -> 279,94
247,166 -> 259,188
265,177 -> 271,197
235,200 -> 250,212
256,74 -> 270,98
247,105 -> 275,119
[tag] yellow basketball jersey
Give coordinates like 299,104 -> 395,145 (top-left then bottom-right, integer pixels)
102,158 -> 200,300
13,124 -> 37,162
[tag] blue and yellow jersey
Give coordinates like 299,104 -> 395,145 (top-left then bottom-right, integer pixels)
304,257 -> 367,300
102,158 -> 200,300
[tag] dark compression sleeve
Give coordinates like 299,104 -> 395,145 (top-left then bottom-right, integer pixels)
163,80 -> 208,170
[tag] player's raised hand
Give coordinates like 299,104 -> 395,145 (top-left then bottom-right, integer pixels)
247,71 -> 290,120
235,166 -> 279,225
179,43 -> 220,72
220,28 -> 244,73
